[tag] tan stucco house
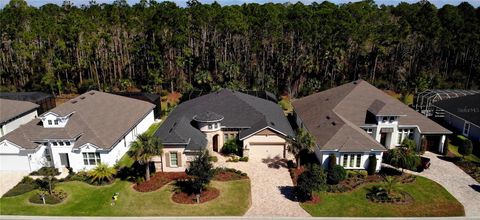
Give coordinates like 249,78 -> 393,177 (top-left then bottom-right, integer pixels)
153,89 -> 294,172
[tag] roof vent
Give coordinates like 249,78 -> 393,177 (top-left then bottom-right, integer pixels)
353,81 -> 358,84
325,98 -> 329,101
71,100 -> 78,104
80,96 -> 85,100
326,116 -> 330,120
89,92 -> 95,95
331,122 -> 336,126
270,122 -> 275,126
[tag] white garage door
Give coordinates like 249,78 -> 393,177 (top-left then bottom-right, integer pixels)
0,155 -> 30,171
249,144 -> 285,161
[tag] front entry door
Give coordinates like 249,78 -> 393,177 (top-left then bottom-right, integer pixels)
59,153 -> 70,167
213,135 -> 219,152
380,133 -> 387,147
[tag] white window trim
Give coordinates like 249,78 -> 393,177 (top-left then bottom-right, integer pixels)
341,153 -> 363,168
82,152 -> 101,166
170,152 -> 178,167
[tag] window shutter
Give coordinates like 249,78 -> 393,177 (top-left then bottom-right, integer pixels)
166,153 -> 170,167
178,152 -> 182,167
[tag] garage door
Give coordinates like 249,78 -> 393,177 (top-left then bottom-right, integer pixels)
0,155 -> 30,171
249,144 -> 285,161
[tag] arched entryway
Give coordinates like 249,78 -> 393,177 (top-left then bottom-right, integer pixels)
213,134 -> 219,152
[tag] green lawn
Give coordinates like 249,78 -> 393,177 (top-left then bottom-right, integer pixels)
301,176 -> 464,217
0,179 -> 251,216
448,142 -> 480,163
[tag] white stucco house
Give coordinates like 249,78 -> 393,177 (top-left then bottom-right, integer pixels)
0,91 -> 155,172
292,80 -> 452,171
0,99 -> 39,138
153,89 -> 295,172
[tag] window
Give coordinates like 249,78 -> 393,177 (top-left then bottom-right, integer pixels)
463,122 -> 470,136
170,152 -> 178,167
382,117 -> 388,123
59,142 -> 64,146
66,142 -> 71,146
83,152 -> 101,165
44,149 -> 52,162
364,128 -> 373,137
356,154 -> 362,167
214,123 -> 218,129
349,155 -> 355,167
224,134 -> 228,140
389,117 -> 394,123
208,124 -> 212,129
343,155 -> 348,167
54,120 -> 59,125
52,142 -> 58,146
48,120 -> 52,125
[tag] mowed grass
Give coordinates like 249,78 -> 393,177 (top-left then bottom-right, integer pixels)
116,122 -> 162,168
448,142 -> 480,163
0,179 -> 251,216
301,176 -> 464,217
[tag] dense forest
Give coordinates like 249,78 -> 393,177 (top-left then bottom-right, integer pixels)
0,0 -> 479,97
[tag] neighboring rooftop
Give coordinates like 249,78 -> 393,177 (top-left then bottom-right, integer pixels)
292,80 -> 451,152
1,91 -> 155,150
414,89 -> 480,117
0,92 -> 53,102
433,94 -> 480,127
155,89 -> 294,151
0,99 -> 39,125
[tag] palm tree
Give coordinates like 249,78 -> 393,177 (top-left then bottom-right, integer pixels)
382,176 -> 399,196
288,128 -> 316,168
128,133 -> 163,181
88,163 -> 117,185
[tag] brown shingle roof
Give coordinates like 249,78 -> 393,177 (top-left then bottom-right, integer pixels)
0,99 -> 39,125
292,80 -> 451,152
1,91 -> 154,150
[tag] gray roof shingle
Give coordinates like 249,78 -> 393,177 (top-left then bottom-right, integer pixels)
0,99 -> 39,125
155,89 -> 294,151
1,91 -> 154,150
292,80 -> 451,152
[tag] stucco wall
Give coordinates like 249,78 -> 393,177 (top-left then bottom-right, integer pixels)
0,110 -> 37,137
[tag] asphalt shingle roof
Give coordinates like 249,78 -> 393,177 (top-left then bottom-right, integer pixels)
0,99 -> 39,125
155,89 -> 294,151
292,80 -> 451,152
433,94 -> 480,127
1,91 -> 154,150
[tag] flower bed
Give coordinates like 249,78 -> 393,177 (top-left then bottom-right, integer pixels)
171,187 -> 220,204
454,160 -> 480,183
366,187 -> 414,205
133,172 -> 187,192
213,168 -> 248,181
29,190 -> 67,205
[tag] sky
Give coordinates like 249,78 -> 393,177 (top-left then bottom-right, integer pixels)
0,0 -> 479,8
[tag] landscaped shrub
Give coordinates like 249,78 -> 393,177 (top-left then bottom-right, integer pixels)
208,156 -> 218,162
327,165 -> 347,185
226,157 -> 240,162
327,154 -> 336,170
3,182 -> 37,197
29,167 -> 60,176
296,164 -> 326,201
347,170 -> 368,179
67,171 -> 90,182
213,167 -> 248,181
88,163 -> 117,185
184,151 -> 214,196
367,155 -> 377,175
221,139 -> 239,155
287,160 -> 297,169
459,139 -> 473,158
239,157 -> 249,162
386,148 -> 420,172
278,99 -> 291,111
402,138 -> 417,152
29,190 -> 67,205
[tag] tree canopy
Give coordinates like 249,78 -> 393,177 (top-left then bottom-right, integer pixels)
1,0 -> 479,96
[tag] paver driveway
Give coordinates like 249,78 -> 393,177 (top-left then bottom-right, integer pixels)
215,153 -> 310,217
408,152 -> 480,217
0,171 -> 29,197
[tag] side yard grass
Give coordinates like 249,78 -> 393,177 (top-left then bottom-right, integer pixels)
0,179 -> 251,216
448,142 -> 480,163
301,176 -> 464,217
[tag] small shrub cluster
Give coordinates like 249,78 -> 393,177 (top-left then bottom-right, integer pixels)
295,164 -> 326,201
208,156 -> 218,162
327,165 -> 347,185
65,171 -> 90,182
213,167 -> 248,181
3,177 -> 38,197
221,139 -> 240,155
29,189 -> 67,205
454,160 -> 480,183
29,167 -> 61,176
366,186 -> 411,204
226,156 -> 248,162
287,160 -> 297,169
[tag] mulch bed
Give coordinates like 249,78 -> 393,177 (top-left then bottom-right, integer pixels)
133,172 -> 187,192
171,187 -> 220,204
213,171 -> 249,181
302,194 -> 321,204
289,167 -> 305,185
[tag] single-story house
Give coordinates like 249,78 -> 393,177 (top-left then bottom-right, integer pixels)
0,99 -> 39,137
433,94 -> 480,142
0,92 -> 56,114
111,92 -> 162,119
154,89 -> 294,172
292,80 -> 451,171
0,91 -> 155,172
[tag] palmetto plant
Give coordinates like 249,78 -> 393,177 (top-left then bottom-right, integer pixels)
88,163 -> 117,185
288,128 -> 316,168
128,133 -> 163,181
382,176 -> 399,196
